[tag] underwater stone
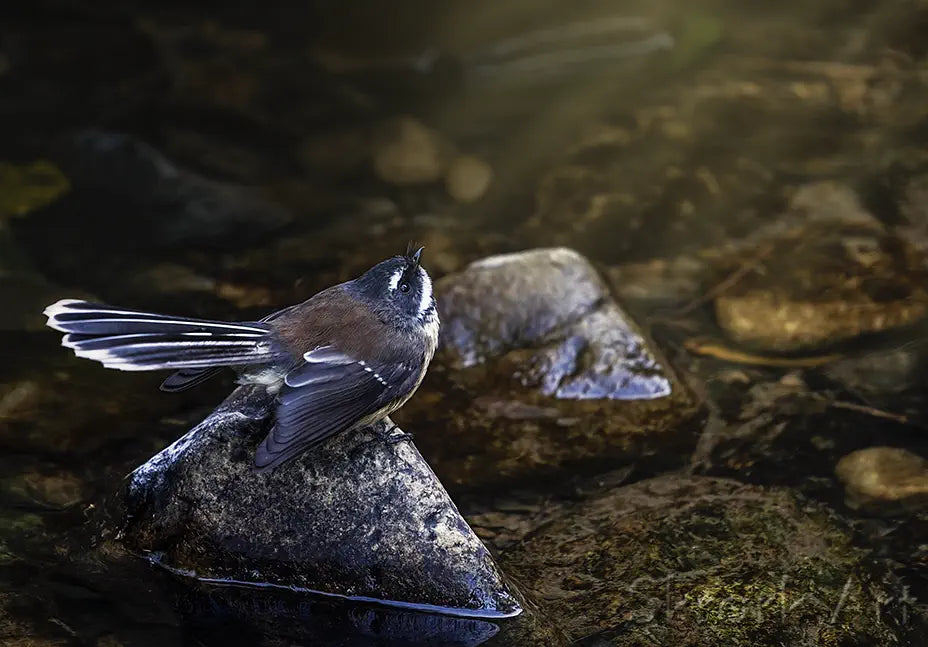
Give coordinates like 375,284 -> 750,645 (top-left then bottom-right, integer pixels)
503,474 -> 917,646
835,446 -> 928,515
436,247 -> 671,400
120,385 -> 521,619
714,232 -> 928,352
58,130 -> 292,248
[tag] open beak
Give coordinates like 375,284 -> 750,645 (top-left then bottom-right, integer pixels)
412,246 -> 424,268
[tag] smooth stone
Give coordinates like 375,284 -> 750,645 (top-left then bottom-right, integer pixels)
445,155 -> 493,203
503,475 -> 912,646
436,247 -> 671,400
56,130 -> 292,248
835,447 -> 928,514
120,385 -> 522,619
372,117 -> 454,185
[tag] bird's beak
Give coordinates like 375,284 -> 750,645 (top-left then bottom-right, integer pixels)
412,246 -> 424,267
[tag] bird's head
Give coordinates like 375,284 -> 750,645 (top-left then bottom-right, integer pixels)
352,245 -> 435,327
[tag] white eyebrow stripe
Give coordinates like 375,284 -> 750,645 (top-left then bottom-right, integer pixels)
387,268 -> 403,292
417,269 -> 432,316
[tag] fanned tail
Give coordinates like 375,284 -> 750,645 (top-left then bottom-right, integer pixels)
44,299 -> 280,371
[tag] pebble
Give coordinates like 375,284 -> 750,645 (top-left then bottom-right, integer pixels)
372,117 -> 454,185
445,155 -> 493,203
835,447 -> 928,514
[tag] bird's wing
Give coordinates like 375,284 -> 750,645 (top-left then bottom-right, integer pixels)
254,345 -> 420,470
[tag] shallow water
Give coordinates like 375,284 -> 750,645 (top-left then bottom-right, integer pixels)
2,1 -> 928,645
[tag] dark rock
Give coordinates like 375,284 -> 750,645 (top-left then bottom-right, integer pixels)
120,385 -> 521,619
503,474 -> 918,646
53,130 -> 291,248
436,248 -> 671,400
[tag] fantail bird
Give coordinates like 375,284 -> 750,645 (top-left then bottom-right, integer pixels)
43,246 -> 439,471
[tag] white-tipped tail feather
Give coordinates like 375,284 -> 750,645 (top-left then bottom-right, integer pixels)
44,299 -> 280,371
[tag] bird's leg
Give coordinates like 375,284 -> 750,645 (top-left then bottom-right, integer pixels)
372,419 -> 414,444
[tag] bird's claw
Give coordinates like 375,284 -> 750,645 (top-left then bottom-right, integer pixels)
374,422 -> 414,445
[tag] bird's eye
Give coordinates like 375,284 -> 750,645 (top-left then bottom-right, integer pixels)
399,282 -> 410,293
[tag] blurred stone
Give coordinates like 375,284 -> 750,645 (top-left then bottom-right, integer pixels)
900,173 -> 928,229
161,127 -> 272,183
372,117 -> 454,185
835,447 -> 928,514
126,264 -> 216,295
714,233 -> 928,352
0,161 -> 70,220
788,181 -> 882,230
6,469 -> 86,508
437,247 -> 671,400
504,475 -> 912,646
0,381 -> 40,420
825,348 -> 919,396
215,282 -> 273,308
445,155 -> 493,203
55,130 -> 292,248
121,385 -> 521,619
605,255 -> 705,306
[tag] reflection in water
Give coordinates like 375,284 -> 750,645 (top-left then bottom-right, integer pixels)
178,582 -> 499,647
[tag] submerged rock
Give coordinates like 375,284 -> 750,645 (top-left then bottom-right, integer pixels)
503,475 -> 917,646
437,247 -> 671,400
714,233 -> 928,352
835,447 -> 928,515
120,385 -> 521,619
53,130 -> 292,248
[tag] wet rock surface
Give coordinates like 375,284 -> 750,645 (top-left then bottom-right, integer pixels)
121,385 -> 521,619
437,247 -> 672,400
503,474 -> 920,646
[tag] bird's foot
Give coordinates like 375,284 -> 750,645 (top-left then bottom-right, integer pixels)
374,422 -> 414,445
